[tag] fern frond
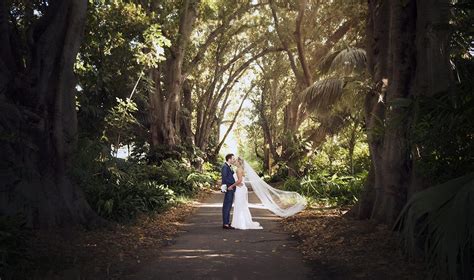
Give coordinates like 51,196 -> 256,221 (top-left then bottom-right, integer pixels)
395,173 -> 474,280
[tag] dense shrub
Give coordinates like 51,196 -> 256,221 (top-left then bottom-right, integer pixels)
71,141 -> 216,221
412,89 -> 474,185
267,162 -> 291,183
283,176 -> 300,191
150,159 -> 191,195
88,179 -> 175,220
73,158 -> 178,221
283,172 -> 366,206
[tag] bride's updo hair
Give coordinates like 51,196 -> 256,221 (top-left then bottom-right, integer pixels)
237,157 -> 245,168
237,157 -> 246,177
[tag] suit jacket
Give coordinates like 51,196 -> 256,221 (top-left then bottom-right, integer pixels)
221,163 -> 236,186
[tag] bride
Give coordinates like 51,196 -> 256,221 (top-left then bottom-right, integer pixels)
230,157 -> 262,230
228,157 -> 306,230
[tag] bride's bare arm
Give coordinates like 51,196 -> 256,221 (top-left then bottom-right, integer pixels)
228,168 -> 244,189
236,169 -> 244,187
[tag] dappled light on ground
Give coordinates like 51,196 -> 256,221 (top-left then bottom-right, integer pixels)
123,191 -> 311,279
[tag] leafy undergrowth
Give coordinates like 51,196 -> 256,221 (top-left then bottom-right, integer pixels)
281,207 -> 426,280
9,190 -> 212,280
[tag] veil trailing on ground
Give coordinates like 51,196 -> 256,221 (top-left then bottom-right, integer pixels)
243,162 -> 306,217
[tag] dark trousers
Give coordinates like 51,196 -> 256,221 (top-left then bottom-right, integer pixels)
222,188 -> 235,225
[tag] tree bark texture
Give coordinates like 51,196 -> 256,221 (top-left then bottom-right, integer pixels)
0,0 -> 102,228
149,0 -> 198,147
357,0 -> 452,225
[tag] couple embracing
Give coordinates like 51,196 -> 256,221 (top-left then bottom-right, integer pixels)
221,153 -> 262,230
221,153 -> 307,230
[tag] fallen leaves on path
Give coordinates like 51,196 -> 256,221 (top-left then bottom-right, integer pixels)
18,190 -> 212,279
281,207 -> 425,280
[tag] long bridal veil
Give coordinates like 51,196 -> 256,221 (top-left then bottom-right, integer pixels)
244,162 -> 306,217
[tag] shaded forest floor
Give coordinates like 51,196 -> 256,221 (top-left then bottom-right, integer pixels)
8,190 -> 427,280
281,207 -> 426,280
10,191 -> 212,280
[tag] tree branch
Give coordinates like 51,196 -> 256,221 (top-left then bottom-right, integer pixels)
294,0 -> 312,86
190,3 -> 261,66
269,0 -> 303,84
259,81 -> 281,161
313,18 -> 357,66
214,83 -> 255,154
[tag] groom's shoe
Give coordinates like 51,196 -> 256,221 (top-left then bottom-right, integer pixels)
223,224 -> 235,230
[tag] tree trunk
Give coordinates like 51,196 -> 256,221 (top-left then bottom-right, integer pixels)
212,85 -> 253,158
347,122 -> 358,176
149,68 -> 162,146
149,0 -> 198,148
180,79 -> 194,147
282,97 -> 305,176
357,0 -> 452,225
0,0 -> 103,228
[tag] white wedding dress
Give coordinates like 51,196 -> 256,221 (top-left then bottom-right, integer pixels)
231,173 -> 263,230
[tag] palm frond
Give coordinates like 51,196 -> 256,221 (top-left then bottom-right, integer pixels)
319,50 -> 341,74
303,78 -> 345,113
395,173 -> 474,280
320,48 -> 367,75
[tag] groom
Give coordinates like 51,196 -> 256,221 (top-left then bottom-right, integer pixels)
221,153 -> 236,229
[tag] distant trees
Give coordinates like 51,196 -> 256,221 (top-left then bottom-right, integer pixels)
252,0 -> 366,175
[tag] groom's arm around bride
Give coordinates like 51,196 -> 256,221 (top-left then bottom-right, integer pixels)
221,164 -> 235,191
221,154 -> 236,228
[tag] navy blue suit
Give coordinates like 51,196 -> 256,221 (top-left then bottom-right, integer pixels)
221,163 -> 236,225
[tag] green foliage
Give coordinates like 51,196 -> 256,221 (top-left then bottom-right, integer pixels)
395,173 -> 474,280
412,85 -> 474,185
303,78 -> 345,113
72,154 -> 174,221
152,159 -> 195,196
187,172 -> 214,188
71,140 -> 215,221
390,11 -> 473,277
278,122 -> 369,207
325,47 -> 367,75
91,179 -> 175,220
135,24 -> 170,68
267,161 -> 291,183
309,127 -> 370,175
395,7 -> 474,278
305,46 -> 369,117
409,0 -> 474,184
283,172 -> 366,207
269,132 -> 314,177
149,159 -> 215,195
104,97 -> 139,149
202,161 -> 221,181
283,176 -> 300,191
142,144 -> 207,167
76,1 -> 169,147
